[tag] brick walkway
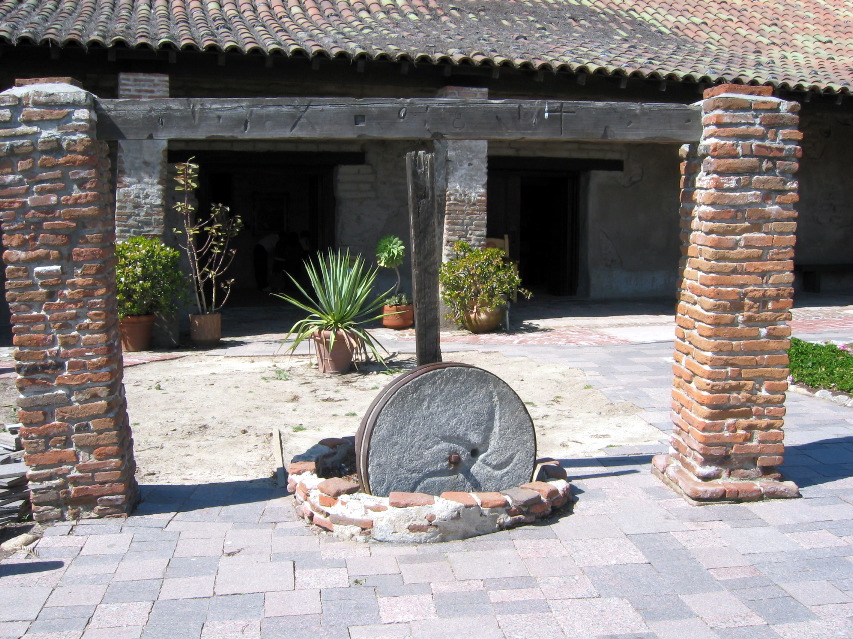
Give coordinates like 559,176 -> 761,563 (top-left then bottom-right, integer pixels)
1,298 -> 851,638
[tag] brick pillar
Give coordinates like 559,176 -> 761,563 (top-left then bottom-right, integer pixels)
0,79 -> 137,521
652,85 -> 801,503
435,87 -> 488,259
114,73 -> 169,239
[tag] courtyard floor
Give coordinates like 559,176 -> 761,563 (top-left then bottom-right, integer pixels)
0,294 -> 851,638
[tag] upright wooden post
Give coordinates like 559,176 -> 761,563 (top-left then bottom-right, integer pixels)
406,151 -> 442,365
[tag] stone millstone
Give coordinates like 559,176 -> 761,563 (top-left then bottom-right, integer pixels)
356,363 -> 536,497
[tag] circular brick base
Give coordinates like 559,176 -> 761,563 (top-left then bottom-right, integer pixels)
287,437 -> 572,543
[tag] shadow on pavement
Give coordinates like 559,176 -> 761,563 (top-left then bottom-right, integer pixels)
0,560 -> 65,577
133,479 -> 285,516
782,435 -> 853,488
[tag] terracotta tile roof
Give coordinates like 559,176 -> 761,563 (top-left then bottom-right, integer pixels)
0,0 -> 850,94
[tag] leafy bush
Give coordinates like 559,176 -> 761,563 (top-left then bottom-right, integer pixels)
439,241 -> 530,326
116,237 -> 186,319
788,337 -> 853,393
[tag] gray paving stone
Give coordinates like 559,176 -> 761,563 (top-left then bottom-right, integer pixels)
266,589 -> 322,616
398,560 -> 455,584
103,579 -> 162,603
744,596 -> 818,625
140,622 -> 203,639
355,574 -> 431,597
432,590 -> 491,618
148,598 -> 209,626
320,597 -> 380,626
258,614 -> 323,639
348,623 -> 412,638
549,597 -> 648,636
410,614 -> 504,639
721,625 -> 783,639
320,586 -> 377,602
86,601 -> 152,631
0,622 -> 30,639
215,560 -> 294,595
627,595 -> 695,622
36,604 -> 95,619
490,598 -> 550,615
44,583 -> 107,607
25,616 -> 89,634
166,557 -> 220,578
482,576 -> 539,590
585,563 -> 675,597
206,593 -> 265,621
159,575 -> 215,600
447,549 -> 529,580
647,618 -> 719,639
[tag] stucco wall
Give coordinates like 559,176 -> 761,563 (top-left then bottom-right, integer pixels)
335,140 -> 430,295
796,109 -> 853,292
490,141 -> 682,299
586,143 -> 682,298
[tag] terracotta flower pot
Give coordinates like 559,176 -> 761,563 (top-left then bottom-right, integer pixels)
189,313 -> 221,346
119,315 -> 155,352
461,306 -> 505,334
381,304 -> 414,329
313,330 -> 355,374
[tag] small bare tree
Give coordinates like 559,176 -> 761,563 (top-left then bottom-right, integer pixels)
173,159 -> 243,315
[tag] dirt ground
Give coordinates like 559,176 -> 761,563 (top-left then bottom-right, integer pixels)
119,350 -> 664,485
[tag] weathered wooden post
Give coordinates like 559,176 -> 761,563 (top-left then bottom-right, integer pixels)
406,150 -> 442,365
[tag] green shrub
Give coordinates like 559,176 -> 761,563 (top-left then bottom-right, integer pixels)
116,236 -> 186,318
439,241 -> 530,326
788,337 -> 853,393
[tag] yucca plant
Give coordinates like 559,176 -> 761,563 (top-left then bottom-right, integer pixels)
275,249 -> 391,367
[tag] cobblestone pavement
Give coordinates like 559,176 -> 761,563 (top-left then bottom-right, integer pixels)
1,296 -> 852,638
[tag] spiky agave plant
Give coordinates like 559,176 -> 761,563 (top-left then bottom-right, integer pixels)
276,249 -> 392,365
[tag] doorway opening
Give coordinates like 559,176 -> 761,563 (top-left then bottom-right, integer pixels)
487,158 -> 581,295
168,149 -> 364,305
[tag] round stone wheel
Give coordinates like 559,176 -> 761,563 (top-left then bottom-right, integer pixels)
355,362 -> 536,497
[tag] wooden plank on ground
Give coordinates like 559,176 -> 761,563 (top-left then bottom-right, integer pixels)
271,426 -> 286,488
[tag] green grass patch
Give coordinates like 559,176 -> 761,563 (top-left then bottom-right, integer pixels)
788,338 -> 853,393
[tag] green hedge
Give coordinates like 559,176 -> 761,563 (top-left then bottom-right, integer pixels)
788,337 -> 853,393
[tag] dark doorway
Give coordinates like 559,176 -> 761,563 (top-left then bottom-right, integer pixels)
488,160 -> 580,295
169,150 -> 363,302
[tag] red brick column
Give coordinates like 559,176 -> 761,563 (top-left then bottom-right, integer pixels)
0,79 -> 137,521
652,84 -> 801,503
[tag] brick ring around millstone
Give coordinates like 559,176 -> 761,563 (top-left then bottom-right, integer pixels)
355,362 -> 537,497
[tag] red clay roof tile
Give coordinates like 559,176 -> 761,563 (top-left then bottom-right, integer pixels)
0,0 -> 849,93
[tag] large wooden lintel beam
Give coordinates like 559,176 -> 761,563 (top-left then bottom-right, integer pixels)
95,97 -> 702,142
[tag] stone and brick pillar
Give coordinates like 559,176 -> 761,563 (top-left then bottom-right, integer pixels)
652,85 -> 801,502
435,87 -> 488,260
115,73 -> 169,239
0,79 -> 137,521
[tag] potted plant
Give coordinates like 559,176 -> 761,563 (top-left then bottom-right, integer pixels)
375,235 -> 414,329
115,236 -> 186,352
276,249 -> 390,373
439,240 -> 531,333
173,158 -> 243,346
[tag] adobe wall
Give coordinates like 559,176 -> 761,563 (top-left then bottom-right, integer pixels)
491,140 -> 682,298
796,108 -> 853,291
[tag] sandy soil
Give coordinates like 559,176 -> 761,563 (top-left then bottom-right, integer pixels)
122,350 -> 664,485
